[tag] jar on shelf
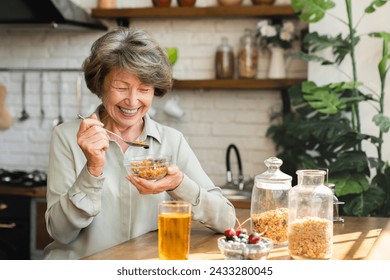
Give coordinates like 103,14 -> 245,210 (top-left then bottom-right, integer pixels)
215,37 -> 235,79
288,170 -> 333,260
152,0 -> 172,7
177,0 -> 196,6
238,28 -> 258,79
98,0 -> 116,8
250,157 -> 292,246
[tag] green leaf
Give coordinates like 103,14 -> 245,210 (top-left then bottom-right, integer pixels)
373,113 -> 390,133
291,0 -> 336,23
288,83 -> 307,106
365,0 -> 390,13
300,81 -> 364,114
303,90 -> 342,114
369,32 -> 390,81
330,172 -> 369,196
290,51 -> 334,65
342,186 -> 385,216
329,151 -> 370,174
165,47 -> 178,65
303,32 -> 359,65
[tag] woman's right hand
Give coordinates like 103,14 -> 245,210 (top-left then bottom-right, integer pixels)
77,113 -> 109,177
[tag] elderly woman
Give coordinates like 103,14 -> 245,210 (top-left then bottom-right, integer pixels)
44,27 -> 236,259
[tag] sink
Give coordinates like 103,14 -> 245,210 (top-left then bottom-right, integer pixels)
221,188 -> 251,200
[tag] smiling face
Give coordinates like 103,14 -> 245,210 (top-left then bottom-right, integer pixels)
101,68 -> 154,131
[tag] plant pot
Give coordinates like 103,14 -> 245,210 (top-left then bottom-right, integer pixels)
251,0 -> 276,5
177,0 -> 196,7
268,47 -> 286,79
152,0 -> 172,7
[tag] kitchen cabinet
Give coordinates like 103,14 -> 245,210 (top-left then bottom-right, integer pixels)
0,186 -> 52,260
0,195 -> 30,259
91,5 -> 304,92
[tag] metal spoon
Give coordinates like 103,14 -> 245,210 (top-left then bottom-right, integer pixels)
77,114 -> 149,149
19,72 -> 29,122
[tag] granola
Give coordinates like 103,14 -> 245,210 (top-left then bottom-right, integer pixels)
130,159 -> 168,180
251,207 -> 288,244
288,216 -> 332,259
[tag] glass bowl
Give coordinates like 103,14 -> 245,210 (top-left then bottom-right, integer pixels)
126,155 -> 171,180
217,236 -> 274,260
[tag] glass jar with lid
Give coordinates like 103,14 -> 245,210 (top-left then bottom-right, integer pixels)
288,170 -> 333,260
250,157 -> 292,246
238,28 -> 258,79
215,37 -> 235,79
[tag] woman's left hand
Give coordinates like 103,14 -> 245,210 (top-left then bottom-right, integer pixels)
126,164 -> 184,195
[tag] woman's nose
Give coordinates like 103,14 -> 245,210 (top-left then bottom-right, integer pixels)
124,88 -> 139,105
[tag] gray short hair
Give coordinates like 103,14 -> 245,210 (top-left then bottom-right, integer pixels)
82,27 -> 172,97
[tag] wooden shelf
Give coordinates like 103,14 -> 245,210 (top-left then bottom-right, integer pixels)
90,5 -> 304,92
172,78 -> 305,90
92,5 -> 297,19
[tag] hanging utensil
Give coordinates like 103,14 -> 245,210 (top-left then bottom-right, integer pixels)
39,72 -> 45,126
53,72 -> 64,126
19,72 -> 29,121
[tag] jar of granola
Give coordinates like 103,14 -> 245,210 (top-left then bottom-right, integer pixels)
238,28 -> 258,79
288,170 -> 333,260
250,157 -> 292,246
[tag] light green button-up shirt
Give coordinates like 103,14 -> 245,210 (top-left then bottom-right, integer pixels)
44,110 -> 236,259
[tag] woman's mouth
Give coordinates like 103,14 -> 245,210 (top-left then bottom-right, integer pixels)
119,106 -> 138,114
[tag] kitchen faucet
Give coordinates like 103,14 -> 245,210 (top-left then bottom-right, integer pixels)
225,144 -> 245,191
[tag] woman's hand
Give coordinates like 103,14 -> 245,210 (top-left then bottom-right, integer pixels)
77,113 -> 110,177
126,164 -> 184,195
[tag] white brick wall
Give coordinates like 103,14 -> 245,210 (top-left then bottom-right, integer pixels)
0,0 -> 307,186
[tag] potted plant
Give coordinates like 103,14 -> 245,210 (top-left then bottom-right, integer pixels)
256,19 -> 296,78
267,0 -> 390,216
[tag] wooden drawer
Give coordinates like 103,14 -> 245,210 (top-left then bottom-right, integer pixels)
0,195 -> 30,219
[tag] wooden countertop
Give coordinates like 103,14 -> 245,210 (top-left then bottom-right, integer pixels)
0,185 -> 46,197
83,208 -> 390,260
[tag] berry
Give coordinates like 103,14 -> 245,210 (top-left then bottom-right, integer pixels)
235,227 -> 248,236
248,232 -> 262,244
224,228 -> 236,240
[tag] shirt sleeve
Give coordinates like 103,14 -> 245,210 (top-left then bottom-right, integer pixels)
167,133 -> 236,232
45,124 -> 105,245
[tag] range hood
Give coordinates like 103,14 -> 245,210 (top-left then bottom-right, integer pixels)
0,0 -> 107,31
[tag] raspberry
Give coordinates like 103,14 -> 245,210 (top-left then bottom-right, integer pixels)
248,232 -> 262,244
224,228 -> 236,240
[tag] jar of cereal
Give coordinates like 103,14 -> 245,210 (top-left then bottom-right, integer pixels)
250,157 -> 292,246
238,28 -> 258,79
288,170 -> 333,260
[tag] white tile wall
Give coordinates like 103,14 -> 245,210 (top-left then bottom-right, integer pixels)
0,0 -> 307,186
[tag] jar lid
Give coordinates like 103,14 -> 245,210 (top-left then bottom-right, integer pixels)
255,156 -> 292,183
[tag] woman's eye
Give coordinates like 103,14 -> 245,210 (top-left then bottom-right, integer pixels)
114,87 -> 127,91
139,88 -> 152,93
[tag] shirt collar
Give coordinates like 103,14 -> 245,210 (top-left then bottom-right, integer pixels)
141,113 -> 162,144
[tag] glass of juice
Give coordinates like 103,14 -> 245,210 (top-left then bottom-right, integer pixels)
158,200 -> 191,260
